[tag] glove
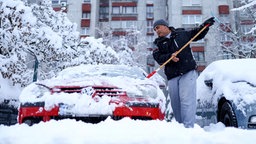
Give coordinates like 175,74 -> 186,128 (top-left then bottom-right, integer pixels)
202,17 -> 215,27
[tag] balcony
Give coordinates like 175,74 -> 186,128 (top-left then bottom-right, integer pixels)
81,19 -> 90,27
82,3 -> 91,12
218,5 -> 229,15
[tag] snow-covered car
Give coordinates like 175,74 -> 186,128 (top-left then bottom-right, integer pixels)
0,99 -> 18,125
196,59 -> 256,129
18,64 -> 166,125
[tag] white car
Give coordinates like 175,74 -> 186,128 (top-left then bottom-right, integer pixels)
196,59 -> 256,129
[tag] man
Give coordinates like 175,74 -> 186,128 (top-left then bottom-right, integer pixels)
152,17 -> 215,128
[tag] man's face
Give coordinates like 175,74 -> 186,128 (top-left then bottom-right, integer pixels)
154,25 -> 170,37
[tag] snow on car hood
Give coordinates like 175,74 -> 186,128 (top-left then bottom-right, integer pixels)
197,59 -> 256,110
19,64 -> 166,114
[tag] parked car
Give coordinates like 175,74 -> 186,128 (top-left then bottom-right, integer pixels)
0,76 -> 20,126
18,64 -> 166,125
0,99 -> 18,125
196,59 -> 256,129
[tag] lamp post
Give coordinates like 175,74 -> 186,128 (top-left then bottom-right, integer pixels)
27,49 -> 38,82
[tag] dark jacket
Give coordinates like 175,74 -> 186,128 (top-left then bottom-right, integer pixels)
153,26 -> 209,80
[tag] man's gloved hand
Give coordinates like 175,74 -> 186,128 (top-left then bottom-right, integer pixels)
202,17 -> 215,27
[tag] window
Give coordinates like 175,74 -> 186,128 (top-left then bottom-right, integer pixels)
52,0 -> 59,4
147,20 -> 153,33
81,27 -> 90,35
220,34 -> 232,42
182,0 -> 201,6
182,15 -> 202,24
52,0 -> 67,4
241,25 -> 253,33
100,7 -> 109,14
112,6 -> 137,14
112,7 -> 120,14
111,21 -> 137,29
99,7 -> 109,19
222,51 -> 234,59
82,12 -> 91,19
193,51 -> 204,62
83,0 -> 90,2
147,36 -> 154,45
146,6 -> 153,18
123,7 -> 136,14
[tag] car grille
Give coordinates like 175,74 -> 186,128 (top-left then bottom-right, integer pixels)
93,87 -> 126,97
52,86 -> 126,97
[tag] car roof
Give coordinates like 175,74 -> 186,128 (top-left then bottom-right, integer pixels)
198,59 -> 256,85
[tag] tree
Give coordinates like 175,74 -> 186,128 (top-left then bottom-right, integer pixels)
0,0 -> 120,90
96,22 -> 149,68
215,0 -> 256,59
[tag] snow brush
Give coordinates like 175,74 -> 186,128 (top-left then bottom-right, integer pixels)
146,24 -> 210,78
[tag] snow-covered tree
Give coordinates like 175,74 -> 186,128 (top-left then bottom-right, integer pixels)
0,0 -> 39,86
96,22 -> 148,68
215,0 -> 256,59
69,37 -> 119,66
28,0 -> 80,76
0,0 -> 120,89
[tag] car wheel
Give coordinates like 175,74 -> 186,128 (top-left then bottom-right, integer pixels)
23,119 -> 34,126
23,118 -> 41,126
219,102 -> 238,127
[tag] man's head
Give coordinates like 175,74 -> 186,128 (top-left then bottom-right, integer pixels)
153,19 -> 171,37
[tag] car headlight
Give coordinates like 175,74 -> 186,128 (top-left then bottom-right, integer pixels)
19,83 -> 51,103
249,115 -> 256,123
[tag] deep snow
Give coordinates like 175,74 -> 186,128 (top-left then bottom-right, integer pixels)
0,118 -> 256,144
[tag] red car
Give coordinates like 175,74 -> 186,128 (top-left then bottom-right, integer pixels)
18,64 -> 166,125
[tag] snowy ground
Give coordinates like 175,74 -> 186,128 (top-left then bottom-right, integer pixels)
0,118 -> 256,144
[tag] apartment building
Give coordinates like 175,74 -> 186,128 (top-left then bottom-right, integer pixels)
27,0 -> 254,73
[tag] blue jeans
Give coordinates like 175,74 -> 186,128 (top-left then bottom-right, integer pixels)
168,70 -> 197,128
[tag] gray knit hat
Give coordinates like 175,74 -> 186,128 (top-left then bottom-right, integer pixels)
153,19 -> 169,28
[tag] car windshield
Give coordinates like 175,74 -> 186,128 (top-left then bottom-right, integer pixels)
57,64 -> 146,80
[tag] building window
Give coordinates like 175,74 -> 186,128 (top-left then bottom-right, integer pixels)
52,0 -> 67,4
112,6 -> 137,14
111,21 -> 137,29
147,36 -> 154,43
81,27 -> 90,35
147,20 -> 153,33
222,51 -> 234,59
147,36 -> 154,47
220,34 -> 232,42
182,15 -> 202,24
82,12 -> 91,19
99,6 -> 109,19
193,51 -> 204,62
123,7 -> 136,14
146,5 -> 153,18
182,0 -> 201,6
112,7 -> 120,14
240,24 -> 253,33
83,0 -> 90,2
